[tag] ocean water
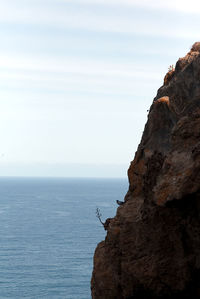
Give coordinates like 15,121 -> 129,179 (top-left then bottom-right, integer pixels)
0,177 -> 128,299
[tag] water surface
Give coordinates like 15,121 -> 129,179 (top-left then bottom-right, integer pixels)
0,177 -> 128,298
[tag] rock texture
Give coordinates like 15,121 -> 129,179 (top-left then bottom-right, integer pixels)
91,43 -> 200,298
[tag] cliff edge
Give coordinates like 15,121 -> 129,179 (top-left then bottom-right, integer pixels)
91,43 -> 200,299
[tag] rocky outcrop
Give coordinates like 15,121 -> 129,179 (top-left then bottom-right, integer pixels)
91,43 -> 200,298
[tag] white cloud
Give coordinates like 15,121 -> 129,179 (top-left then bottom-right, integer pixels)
0,52 -> 162,100
59,0 -> 200,14
0,0 -> 199,38
0,53 -> 161,79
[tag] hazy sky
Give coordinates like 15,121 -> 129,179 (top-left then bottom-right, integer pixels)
0,0 -> 199,177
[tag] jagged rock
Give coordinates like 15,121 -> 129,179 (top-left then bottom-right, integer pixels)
91,43 -> 200,298
116,200 -> 124,206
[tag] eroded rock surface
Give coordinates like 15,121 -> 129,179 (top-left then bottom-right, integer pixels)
91,43 -> 200,298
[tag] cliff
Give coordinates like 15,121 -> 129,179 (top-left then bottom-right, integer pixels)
91,42 -> 200,299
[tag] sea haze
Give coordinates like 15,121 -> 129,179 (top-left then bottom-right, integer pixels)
0,177 -> 128,299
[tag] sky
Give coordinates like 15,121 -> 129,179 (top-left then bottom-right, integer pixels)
0,0 -> 200,177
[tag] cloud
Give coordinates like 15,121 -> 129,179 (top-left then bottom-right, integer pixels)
0,52 -> 161,78
0,52 -> 162,99
59,0 -> 200,14
0,0 -> 199,39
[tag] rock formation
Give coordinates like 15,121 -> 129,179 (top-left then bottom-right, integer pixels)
91,43 -> 200,298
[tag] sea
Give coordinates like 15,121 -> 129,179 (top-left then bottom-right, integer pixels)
0,177 -> 128,299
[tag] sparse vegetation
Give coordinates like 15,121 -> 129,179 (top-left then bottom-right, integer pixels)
96,207 -> 104,227
168,64 -> 174,72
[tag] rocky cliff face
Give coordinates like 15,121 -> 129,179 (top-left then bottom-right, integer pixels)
91,43 -> 200,299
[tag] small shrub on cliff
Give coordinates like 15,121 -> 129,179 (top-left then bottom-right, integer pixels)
96,208 -> 104,227
168,64 -> 174,72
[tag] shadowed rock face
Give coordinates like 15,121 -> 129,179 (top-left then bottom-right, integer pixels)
91,43 -> 200,298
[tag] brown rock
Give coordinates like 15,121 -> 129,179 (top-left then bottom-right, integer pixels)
91,43 -> 200,298
164,70 -> 175,86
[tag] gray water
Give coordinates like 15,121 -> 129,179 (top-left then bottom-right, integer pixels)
0,177 -> 128,298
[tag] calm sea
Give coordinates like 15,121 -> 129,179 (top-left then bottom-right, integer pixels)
0,177 -> 128,299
